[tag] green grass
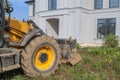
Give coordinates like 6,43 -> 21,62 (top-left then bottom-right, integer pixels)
0,47 -> 120,80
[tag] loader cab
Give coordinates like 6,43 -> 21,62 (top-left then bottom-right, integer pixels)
0,0 -> 4,26
0,0 -> 13,47
0,0 -> 5,47
0,2 -> 2,16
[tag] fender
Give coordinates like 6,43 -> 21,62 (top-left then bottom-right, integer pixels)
9,29 -> 41,47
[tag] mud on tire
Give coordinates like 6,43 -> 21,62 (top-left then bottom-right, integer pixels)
21,35 -> 61,77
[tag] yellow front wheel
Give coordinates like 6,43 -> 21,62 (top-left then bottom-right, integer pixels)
21,35 -> 61,77
34,45 -> 55,71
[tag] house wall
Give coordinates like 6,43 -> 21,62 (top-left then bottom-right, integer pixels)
81,0 -> 94,9
35,0 -> 81,11
35,9 -> 81,39
81,8 -> 120,46
27,0 -> 120,46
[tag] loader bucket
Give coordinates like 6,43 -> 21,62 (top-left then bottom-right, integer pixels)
60,48 -> 81,65
56,38 -> 81,65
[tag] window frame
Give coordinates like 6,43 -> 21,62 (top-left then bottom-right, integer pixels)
109,0 -> 119,8
97,18 -> 116,39
48,0 -> 57,10
94,0 -> 103,9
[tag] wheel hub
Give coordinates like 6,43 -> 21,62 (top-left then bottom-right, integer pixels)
39,53 -> 48,63
34,45 -> 55,70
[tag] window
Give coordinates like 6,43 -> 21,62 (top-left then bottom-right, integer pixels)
94,0 -> 103,9
109,0 -> 119,8
48,0 -> 57,10
97,18 -> 116,39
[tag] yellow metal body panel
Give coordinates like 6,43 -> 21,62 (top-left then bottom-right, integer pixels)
7,18 -> 33,42
9,18 -> 32,33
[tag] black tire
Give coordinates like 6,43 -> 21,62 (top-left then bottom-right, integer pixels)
21,35 -> 61,77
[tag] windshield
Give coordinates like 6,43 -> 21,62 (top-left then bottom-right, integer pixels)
0,1 -> 2,16
0,0 -> 8,15
3,0 -> 7,8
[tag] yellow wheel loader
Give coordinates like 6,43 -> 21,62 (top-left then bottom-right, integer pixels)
0,0 -> 81,77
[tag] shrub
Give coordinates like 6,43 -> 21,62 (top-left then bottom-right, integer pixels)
89,47 -> 116,56
103,34 -> 119,48
113,53 -> 120,74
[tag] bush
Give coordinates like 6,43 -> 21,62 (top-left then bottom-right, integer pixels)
103,34 -> 119,48
89,47 -> 116,56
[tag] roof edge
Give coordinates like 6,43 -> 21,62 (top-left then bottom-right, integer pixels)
25,0 -> 35,3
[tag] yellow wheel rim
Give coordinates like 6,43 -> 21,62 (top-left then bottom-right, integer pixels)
34,45 -> 55,71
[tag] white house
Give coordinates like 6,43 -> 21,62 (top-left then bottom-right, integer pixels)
25,0 -> 120,46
